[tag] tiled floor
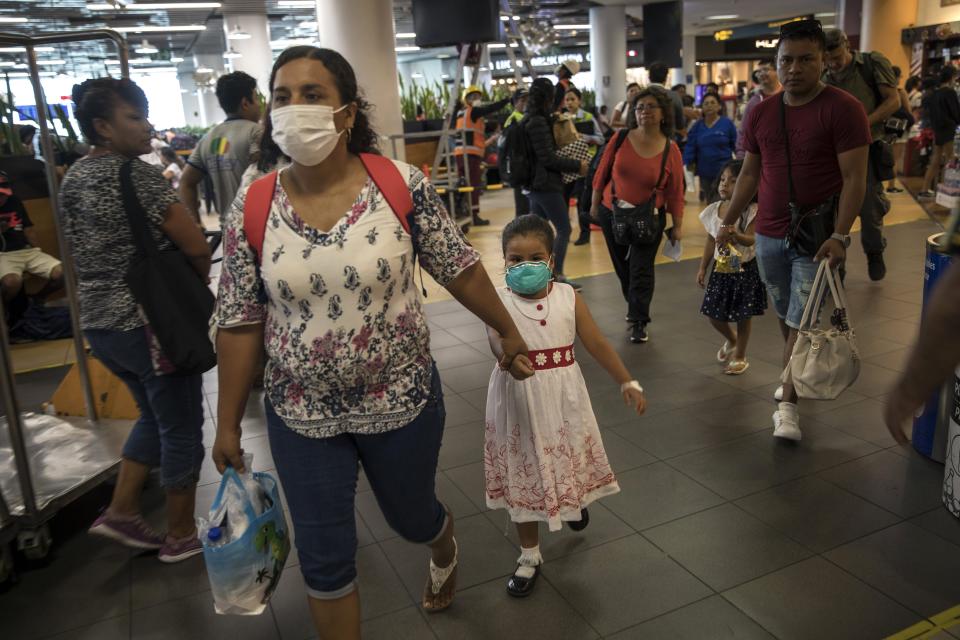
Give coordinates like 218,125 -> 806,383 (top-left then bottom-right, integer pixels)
2,217 -> 959,639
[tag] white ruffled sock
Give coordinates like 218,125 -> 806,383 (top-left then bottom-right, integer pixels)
515,545 -> 543,579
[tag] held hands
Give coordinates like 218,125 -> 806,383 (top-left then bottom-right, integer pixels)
716,225 -> 735,246
622,387 -> 647,415
499,332 -> 534,380
212,428 -> 246,475
815,238 -> 846,268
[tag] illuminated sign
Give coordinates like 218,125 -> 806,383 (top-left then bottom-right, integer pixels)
714,15 -> 810,42
755,38 -> 779,48
714,30 -> 733,42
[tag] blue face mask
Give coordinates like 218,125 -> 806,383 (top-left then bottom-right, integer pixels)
505,261 -> 552,294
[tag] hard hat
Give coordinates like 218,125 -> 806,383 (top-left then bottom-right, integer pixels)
463,85 -> 483,100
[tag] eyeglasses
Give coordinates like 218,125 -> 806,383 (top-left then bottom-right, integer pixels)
634,103 -> 662,112
779,18 -> 823,38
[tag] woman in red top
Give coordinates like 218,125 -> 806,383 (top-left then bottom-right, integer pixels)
589,87 -> 685,344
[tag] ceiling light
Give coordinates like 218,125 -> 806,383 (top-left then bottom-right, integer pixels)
395,46 -> 420,52
270,37 -> 314,49
815,12 -> 837,17
87,2 -> 220,9
277,0 -> 314,6
36,59 -> 66,65
441,73 -> 450,79
554,24 -> 589,30
513,16 -> 520,21
170,56 -> 184,63
500,15 -> 509,21
223,48 -> 242,59
105,60 -> 120,65
0,62 -> 15,67
706,15 -> 739,20
396,32 -> 416,39
0,17 -> 27,23
628,50 -> 637,57
114,25 -> 206,33
299,20 -> 317,29
129,57 -> 155,65
437,54 -> 452,59
487,43 -> 506,49
227,25 -> 251,40
411,72 -> 423,78
134,39 -> 157,54
0,46 -> 54,53
196,66 -> 214,73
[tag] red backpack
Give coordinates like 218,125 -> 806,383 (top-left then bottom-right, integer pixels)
243,152 -> 414,261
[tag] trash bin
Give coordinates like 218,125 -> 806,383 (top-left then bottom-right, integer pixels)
912,234 -> 953,461
943,367 -> 960,519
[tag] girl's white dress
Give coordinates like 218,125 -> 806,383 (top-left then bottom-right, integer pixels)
484,282 -> 620,531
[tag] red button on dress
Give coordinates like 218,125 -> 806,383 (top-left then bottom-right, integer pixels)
536,304 -> 543,311
540,320 -> 547,326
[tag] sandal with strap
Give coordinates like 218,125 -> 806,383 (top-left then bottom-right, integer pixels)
422,537 -> 458,613
717,340 -> 735,363
724,360 -> 750,375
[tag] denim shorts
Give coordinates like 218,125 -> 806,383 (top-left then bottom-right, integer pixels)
266,364 -> 448,599
85,327 -> 205,490
753,233 -> 820,329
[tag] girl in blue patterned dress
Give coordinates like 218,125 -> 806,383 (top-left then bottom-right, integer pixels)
696,160 -> 768,375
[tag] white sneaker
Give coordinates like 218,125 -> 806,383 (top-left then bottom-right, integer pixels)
774,385 -> 784,401
773,402 -> 802,441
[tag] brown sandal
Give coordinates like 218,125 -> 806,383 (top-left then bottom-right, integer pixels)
422,537 -> 458,613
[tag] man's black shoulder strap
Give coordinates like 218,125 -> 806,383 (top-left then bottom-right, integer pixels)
857,51 -> 884,109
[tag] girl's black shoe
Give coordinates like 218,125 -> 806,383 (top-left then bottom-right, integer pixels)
566,508 -> 590,531
506,564 -> 540,598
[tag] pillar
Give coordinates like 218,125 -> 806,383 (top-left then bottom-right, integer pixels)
193,52 -> 225,127
681,34 -> 697,90
859,0 -> 918,75
179,72 -> 203,127
590,5 -> 627,113
315,0 -> 405,160
221,9 -> 273,96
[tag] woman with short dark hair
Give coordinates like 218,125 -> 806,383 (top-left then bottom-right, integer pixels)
589,87 -> 685,344
213,46 -> 531,638
60,77 -> 212,563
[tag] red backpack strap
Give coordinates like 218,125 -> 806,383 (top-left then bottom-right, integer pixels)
359,153 -> 414,234
242,171 -> 278,262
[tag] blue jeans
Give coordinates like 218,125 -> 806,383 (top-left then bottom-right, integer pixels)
527,190 -> 571,275
266,364 -> 448,599
753,233 -> 820,329
85,327 -> 204,490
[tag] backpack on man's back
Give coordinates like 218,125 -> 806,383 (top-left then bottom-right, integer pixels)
498,117 -> 534,188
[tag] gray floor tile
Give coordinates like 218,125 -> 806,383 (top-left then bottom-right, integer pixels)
444,461 -> 490,513
131,592 -> 280,639
424,576 -> 599,639
458,386 -> 488,412
131,551 -> 209,611
0,534 -> 131,640
819,450 -> 946,518
606,595 -> 775,640
643,503 -> 813,591
751,421 -> 881,477
909,507 -> 960,546
379,513 -> 518,602
599,429 -> 657,472
865,346 -> 912,373
429,309 -> 483,329
546,534 -> 713,636
724,557 -> 919,640
435,471 -> 480,519
848,360 -> 911,399
440,361 -> 496,393
602,462 -> 725,530
428,327 -> 463,350
813,397 -> 899,447
445,322 -> 490,344
693,359 -> 786,392
825,522 -> 960,617
45,616 -> 131,640
361,606 -> 436,640
431,343 -> 492,371
482,501 -> 635,561
437,421 -> 484,470
667,438 -> 803,500
442,393 -> 484,428
736,476 -> 901,553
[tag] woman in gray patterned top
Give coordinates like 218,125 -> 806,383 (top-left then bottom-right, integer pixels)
59,78 -> 211,563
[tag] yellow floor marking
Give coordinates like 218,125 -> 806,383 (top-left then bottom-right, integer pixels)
885,604 -> 960,640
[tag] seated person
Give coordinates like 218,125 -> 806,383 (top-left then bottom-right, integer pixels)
0,171 -> 63,303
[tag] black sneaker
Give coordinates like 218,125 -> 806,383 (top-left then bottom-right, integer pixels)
867,252 -> 886,281
472,215 -> 491,226
573,233 -> 590,246
630,323 -> 649,343
566,508 -> 590,531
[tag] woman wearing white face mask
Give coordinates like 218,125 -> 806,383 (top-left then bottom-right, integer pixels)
212,46 -> 532,638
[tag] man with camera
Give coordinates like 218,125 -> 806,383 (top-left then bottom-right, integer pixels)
718,19 -> 870,441
823,28 -> 901,281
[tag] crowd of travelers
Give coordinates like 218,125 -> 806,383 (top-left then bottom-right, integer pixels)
18,16 -> 955,640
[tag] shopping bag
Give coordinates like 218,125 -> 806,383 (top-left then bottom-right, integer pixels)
783,261 -> 860,400
201,467 -> 291,615
553,115 -> 579,148
557,138 -> 591,184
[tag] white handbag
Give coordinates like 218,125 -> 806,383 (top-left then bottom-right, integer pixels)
782,260 -> 861,400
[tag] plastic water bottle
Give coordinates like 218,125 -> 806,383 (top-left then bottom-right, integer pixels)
207,526 -> 225,547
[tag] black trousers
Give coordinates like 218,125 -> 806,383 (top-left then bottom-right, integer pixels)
563,178 -> 592,236
597,205 -> 664,325
513,187 -> 530,217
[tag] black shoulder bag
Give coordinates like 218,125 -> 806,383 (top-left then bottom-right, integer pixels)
781,96 -> 838,257
611,137 -> 670,246
857,53 -> 896,181
119,161 -> 216,375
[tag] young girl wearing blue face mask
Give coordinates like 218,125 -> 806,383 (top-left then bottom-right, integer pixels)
484,214 -> 647,598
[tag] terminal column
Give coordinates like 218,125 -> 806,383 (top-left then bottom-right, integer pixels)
315,0 -> 405,160
590,4 -> 627,114
221,5 -> 274,96
193,52 -> 225,126
859,0 -> 918,74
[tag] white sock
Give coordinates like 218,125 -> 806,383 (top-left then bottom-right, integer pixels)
515,545 -> 542,579
778,401 -> 798,419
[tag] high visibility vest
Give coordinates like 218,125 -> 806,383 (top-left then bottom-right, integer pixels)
453,105 -> 485,157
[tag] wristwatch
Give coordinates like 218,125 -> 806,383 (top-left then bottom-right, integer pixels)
830,232 -> 851,247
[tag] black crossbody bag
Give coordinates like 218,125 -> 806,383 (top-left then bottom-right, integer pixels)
781,97 -> 838,257
611,138 -> 670,246
120,161 -> 216,375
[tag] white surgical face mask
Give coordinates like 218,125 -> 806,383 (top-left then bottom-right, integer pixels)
270,103 -> 348,166
471,99 -> 481,107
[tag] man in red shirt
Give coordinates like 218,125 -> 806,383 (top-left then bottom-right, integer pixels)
719,19 -> 870,441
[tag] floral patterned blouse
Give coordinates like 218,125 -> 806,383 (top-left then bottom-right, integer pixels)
216,158 -> 480,438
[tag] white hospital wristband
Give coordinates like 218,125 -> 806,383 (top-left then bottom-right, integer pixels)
620,380 -> 643,393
